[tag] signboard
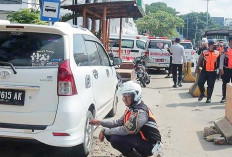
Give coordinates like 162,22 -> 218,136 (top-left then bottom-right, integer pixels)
40,0 -> 61,22
137,0 -> 145,15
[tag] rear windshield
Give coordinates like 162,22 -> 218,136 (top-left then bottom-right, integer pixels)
0,32 -> 64,67
180,43 -> 193,49
148,40 -> 171,49
110,39 -> 134,49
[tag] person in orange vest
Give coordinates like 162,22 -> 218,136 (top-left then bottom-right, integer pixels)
219,37 -> 232,103
89,81 -> 162,157
195,40 -> 220,103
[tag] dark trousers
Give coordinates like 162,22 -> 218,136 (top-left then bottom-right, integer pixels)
198,70 -> 217,99
168,56 -> 172,76
172,64 -> 183,84
222,68 -> 232,98
105,134 -> 153,156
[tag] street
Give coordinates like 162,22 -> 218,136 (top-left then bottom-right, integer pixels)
0,71 -> 231,157
90,70 -> 232,157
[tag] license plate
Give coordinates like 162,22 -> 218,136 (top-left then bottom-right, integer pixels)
155,59 -> 165,62
0,89 -> 25,106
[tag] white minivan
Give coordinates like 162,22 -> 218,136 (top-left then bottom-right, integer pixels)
109,36 -> 147,61
145,37 -> 172,70
0,21 -> 121,156
180,40 -> 196,67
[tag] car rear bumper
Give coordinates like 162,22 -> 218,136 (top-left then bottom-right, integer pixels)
0,97 -> 88,147
146,62 -> 169,68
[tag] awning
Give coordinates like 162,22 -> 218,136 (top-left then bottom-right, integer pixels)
61,1 -> 143,19
203,29 -> 232,36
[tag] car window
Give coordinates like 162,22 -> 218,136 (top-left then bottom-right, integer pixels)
0,32 -> 64,67
85,41 -> 101,66
110,39 -> 134,49
148,40 -> 171,49
136,40 -> 146,49
180,43 -> 193,49
73,34 -> 89,66
96,43 -> 110,66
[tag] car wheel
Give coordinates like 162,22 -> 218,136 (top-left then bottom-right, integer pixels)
108,91 -> 118,117
73,110 -> 94,157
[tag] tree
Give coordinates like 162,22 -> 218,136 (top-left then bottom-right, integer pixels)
7,9 -> 47,24
180,12 -> 221,43
145,2 -> 178,15
136,11 -> 184,38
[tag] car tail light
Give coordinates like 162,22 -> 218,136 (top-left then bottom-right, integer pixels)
191,51 -> 195,55
53,132 -> 70,136
58,60 -> 77,96
145,51 -> 149,56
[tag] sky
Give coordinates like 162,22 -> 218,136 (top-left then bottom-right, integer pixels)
144,0 -> 232,19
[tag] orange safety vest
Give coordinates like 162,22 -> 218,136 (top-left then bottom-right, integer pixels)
124,103 -> 161,143
224,49 -> 232,69
202,50 -> 220,71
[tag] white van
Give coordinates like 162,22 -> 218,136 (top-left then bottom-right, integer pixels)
0,21 -> 121,156
145,37 -> 172,70
180,40 -> 196,67
109,37 -> 147,61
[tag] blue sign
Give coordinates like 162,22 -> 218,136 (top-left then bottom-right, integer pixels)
40,0 -> 61,22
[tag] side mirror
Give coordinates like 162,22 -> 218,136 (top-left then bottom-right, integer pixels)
113,57 -> 122,66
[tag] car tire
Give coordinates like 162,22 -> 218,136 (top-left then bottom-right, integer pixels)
72,110 -> 94,157
108,91 -> 118,117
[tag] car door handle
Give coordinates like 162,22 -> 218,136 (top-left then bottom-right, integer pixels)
131,50 -> 139,53
106,69 -> 110,77
93,69 -> 98,79
85,75 -> 91,88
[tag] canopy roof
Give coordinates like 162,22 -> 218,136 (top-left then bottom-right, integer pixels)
203,29 -> 232,36
61,1 -> 143,19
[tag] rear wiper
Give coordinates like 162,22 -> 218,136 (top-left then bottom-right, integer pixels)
0,61 -> 17,74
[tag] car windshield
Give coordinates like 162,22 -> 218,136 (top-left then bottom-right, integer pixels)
148,40 -> 171,49
0,32 -> 64,67
180,43 -> 193,49
136,40 -> 146,49
110,39 -> 134,49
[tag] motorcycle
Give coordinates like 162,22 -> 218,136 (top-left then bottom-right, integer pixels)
133,55 -> 150,87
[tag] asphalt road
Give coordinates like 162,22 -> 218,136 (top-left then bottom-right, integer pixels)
90,69 -> 232,157
0,70 -> 231,157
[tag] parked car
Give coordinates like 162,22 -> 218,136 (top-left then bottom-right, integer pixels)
0,21 -> 121,156
109,36 -> 147,62
180,40 -> 196,67
145,37 -> 172,70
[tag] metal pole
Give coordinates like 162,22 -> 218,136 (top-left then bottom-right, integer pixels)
206,0 -> 209,29
194,18 -> 198,44
119,18 -> 122,59
187,18 -> 189,39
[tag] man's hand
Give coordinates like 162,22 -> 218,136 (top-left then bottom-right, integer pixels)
195,69 -> 198,74
219,69 -> 224,76
89,119 -> 101,126
99,130 -> 105,142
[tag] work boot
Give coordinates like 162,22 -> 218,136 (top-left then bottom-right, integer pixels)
206,98 -> 211,103
126,149 -> 142,157
198,94 -> 204,101
220,97 -> 226,103
178,82 -> 182,87
172,84 -> 177,88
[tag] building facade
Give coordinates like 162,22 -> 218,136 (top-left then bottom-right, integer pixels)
0,0 -> 39,20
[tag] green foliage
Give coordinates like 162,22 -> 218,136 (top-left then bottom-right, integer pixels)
7,9 -> 47,25
136,11 -> 184,38
145,2 -> 178,15
180,12 -> 221,43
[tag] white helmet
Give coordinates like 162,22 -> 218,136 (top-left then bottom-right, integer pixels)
116,81 -> 142,103
201,38 -> 208,44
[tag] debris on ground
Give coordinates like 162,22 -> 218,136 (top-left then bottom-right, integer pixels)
203,125 -> 227,145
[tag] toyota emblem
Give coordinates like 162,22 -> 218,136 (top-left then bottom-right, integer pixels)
0,71 -> 10,79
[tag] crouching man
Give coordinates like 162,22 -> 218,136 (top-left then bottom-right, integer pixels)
89,81 -> 162,157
